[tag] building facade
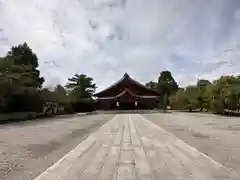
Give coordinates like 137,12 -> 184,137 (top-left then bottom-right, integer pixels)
94,73 -> 160,110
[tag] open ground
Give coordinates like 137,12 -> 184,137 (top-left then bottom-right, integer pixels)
1,112 -> 240,179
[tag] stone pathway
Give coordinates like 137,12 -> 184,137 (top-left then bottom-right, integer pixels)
34,114 -> 239,180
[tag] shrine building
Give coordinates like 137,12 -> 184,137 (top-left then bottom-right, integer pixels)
94,73 -> 160,110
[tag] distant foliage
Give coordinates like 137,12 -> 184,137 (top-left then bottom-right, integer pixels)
169,76 -> 240,114
155,71 -> 179,109
1,43 -> 240,116
0,43 -> 44,112
66,74 -> 97,112
145,81 -> 158,90
145,71 -> 240,115
0,43 -> 96,114
66,74 -> 96,99
157,70 -> 179,95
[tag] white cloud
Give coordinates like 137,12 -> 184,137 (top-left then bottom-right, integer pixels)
1,0 -> 240,90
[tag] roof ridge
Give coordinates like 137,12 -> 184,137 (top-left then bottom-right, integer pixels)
94,73 -> 159,96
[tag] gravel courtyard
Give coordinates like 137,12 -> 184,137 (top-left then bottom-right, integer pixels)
0,114 -> 114,180
144,112 -> 240,175
1,112 -> 240,179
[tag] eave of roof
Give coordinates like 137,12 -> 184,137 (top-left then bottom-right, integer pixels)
94,73 -> 159,96
97,88 -> 158,100
97,96 -> 158,100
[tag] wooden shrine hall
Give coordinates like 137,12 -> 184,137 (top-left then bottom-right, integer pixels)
94,73 -> 160,110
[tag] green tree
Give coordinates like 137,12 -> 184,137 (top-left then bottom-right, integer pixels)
145,81 -> 158,90
196,79 -> 211,111
151,73 -> 240,115
157,70 -> 178,109
197,79 -> 211,89
169,88 -> 188,110
0,58 -> 12,110
39,88 -> 56,103
6,42 -> 38,67
209,76 -> 240,113
184,86 -> 199,111
157,70 -> 178,94
66,74 -> 96,99
54,84 -> 70,105
0,43 -> 44,112
6,43 -> 44,88
66,74 -> 97,112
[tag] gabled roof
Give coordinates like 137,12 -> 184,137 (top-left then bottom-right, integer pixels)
94,73 -> 159,96
115,88 -> 137,97
98,88 -> 158,100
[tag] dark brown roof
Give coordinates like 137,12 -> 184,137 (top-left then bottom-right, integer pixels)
94,73 -> 159,97
97,88 -> 158,100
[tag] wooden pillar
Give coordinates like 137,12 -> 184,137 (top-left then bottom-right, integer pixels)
135,101 -> 138,109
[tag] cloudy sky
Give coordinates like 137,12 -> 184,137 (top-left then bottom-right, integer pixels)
1,0 -> 240,91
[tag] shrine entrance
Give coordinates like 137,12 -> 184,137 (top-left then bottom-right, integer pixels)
120,102 -> 135,110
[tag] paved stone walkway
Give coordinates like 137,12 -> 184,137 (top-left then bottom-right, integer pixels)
34,114 -> 239,180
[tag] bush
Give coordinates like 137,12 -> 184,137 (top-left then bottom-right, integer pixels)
3,93 -> 42,112
210,99 -> 225,114
71,99 -> 96,112
63,103 -> 74,114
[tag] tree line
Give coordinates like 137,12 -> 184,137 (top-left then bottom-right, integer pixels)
1,42 -> 239,116
0,43 -> 96,114
146,71 -> 240,115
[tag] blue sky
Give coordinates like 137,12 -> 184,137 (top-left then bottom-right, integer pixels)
1,0 -> 240,91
